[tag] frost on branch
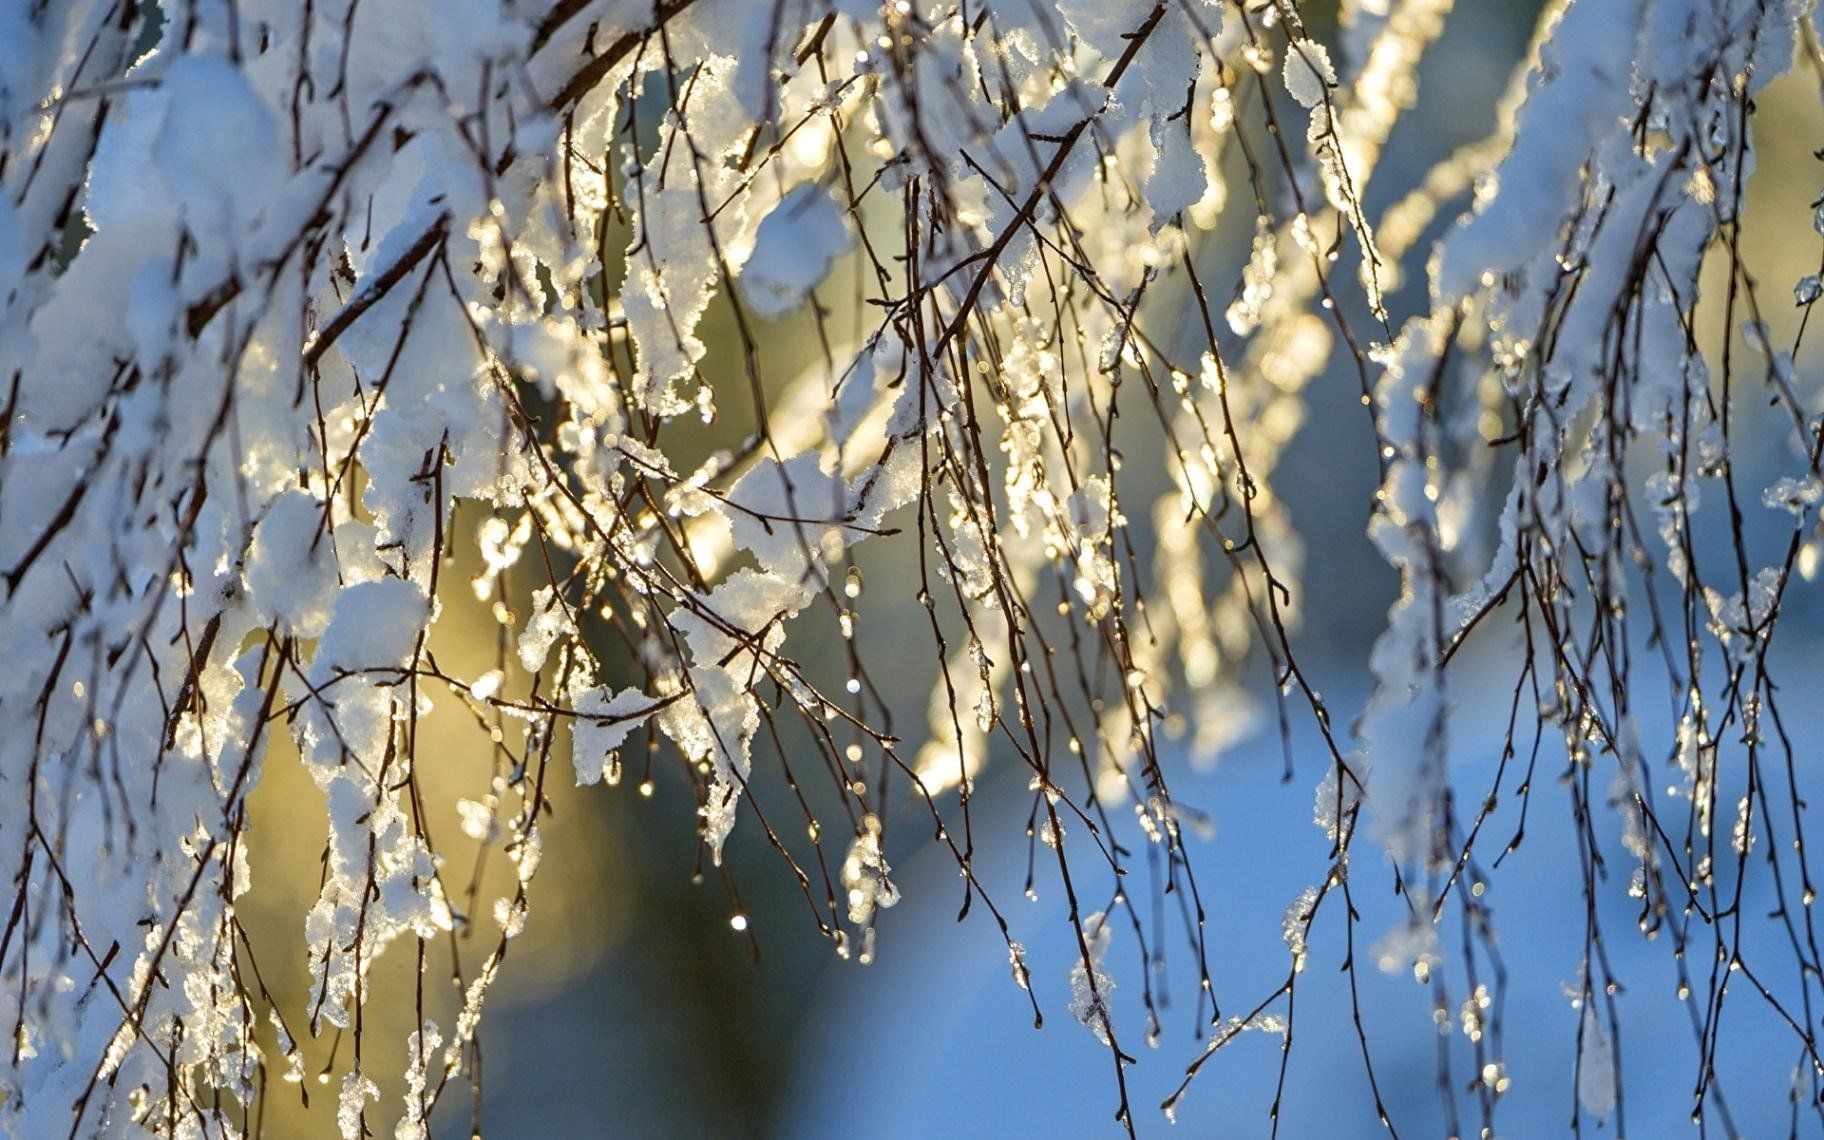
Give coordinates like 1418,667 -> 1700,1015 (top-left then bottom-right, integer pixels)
3,0 -> 1824,1135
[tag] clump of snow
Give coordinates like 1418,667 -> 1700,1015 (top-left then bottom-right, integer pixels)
1764,474 -> 1822,515
1068,910 -> 1117,1044
1577,1002 -> 1617,1123
738,185 -> 852,319
725,451 -> 849,580
152,53 -> 284,256
570,686 -> 656,786
1282,41 -> 1336,110
245,491 -> 340,638
1282,885 -> 1318,972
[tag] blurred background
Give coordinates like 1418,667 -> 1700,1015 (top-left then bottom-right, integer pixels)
234,0 -> 1824,1135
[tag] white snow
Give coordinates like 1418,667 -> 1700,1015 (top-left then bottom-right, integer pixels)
738,184 -> 852,319
1282,41 -> 1336,110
